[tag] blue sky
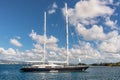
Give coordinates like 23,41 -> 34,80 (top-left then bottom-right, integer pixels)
0,0 -> 77,50
0,0 -> 120,64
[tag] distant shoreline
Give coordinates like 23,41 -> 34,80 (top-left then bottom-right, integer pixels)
90,62 -> 120,67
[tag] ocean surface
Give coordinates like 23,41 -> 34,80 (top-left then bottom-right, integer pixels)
0,64 -> 120,80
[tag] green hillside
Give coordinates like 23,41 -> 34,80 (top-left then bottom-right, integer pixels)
91,62 -> 120,66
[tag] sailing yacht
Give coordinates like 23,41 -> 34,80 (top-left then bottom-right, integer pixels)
20,3 -> 89,72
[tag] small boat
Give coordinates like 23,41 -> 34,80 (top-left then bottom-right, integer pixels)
20,3 -> 89,72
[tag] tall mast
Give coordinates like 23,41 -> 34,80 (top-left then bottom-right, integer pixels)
43,12 -> 46,64
65,3 -> 69,65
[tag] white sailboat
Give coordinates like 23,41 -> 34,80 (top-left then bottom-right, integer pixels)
20,3 -> 89,72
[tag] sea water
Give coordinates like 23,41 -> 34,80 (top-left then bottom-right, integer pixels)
0,64 -> 120,80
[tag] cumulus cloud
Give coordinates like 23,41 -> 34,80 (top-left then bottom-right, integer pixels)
76,24 -> 119,41
29,30 -> 44,44
29,30 -> 64,61
0,47 -> 18,61
0,48 -> 16,55
48,2 -> 58,14
0,46 -> 43,61
105,17 -> 118,29
29,30 -> 58,44
76,24 -> 106,41
76,23 -> 120,56
10,38 -> 22,47
99,34 -> 120,53
69,42 -> 102,63
100,53 -> 120,63
62,0 -> 114,25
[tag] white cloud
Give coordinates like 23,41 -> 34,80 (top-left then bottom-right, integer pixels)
0,46 -> 44,61
29,30 -> 44,44
48,9 -> 55,14
76,24 -> 106,41
29,30 -> 63,61
52,2 -> 58,9
48,2 -> 58,14
105,17 -> 117,29
47,36 -> 58,44
76,23 -> 120,41
69,42 -> 102,63
76,23 -> 120,54
62,0 -> 114,25
10,38 -> 22,47
7,48 -> 16,55
99,34 -> 120,53
29,30 -> 58,44
0,48 -> 17,60
100,53 -> 120,63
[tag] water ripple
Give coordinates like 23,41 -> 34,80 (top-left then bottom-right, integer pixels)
0,65 -> 120,80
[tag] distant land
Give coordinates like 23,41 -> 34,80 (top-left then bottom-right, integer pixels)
0,60 -> 24,64
90,62 -> 120,67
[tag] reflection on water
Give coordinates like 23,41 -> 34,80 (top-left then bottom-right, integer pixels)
0,64 -> 120,80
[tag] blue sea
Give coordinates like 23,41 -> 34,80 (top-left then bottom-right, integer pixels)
0,64 -> 120,80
